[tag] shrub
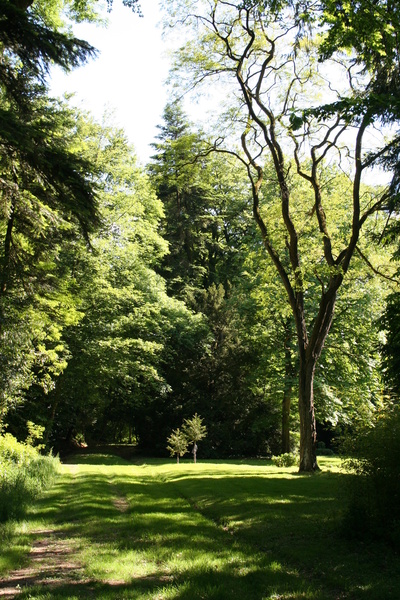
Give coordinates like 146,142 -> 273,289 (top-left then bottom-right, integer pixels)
342,405 -> 400,547
271,452 -> 298,467
0,432 -> 59,522
316,441 -> 335,456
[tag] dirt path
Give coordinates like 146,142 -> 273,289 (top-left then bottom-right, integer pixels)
0,479 -> 130,599
0,528 -> 90,598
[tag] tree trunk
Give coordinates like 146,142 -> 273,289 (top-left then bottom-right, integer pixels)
298,353 -> 318,471
282,321 -> 294,454
42,382 -> 62,447
282,388 -> 291,454
0,198 -> 16,335
296,287 -> 339,471
1,200 -> 15,296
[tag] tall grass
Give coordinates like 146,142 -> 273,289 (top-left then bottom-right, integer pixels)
0,433 -> 59,522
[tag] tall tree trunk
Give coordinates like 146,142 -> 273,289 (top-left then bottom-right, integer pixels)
0,198 -> 16,335
298,353 -> 318,471
42,383 -> 61,447
296,287 -> 339,471
1,200 -> 15,296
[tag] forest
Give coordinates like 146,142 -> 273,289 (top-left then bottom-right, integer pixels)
1,0 -> 400,478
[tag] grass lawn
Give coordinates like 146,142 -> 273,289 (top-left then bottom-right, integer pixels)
1,454 -> 399,599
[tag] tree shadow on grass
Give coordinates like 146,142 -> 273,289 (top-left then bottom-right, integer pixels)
167,470 -> 400,600
12,455 -> 400,600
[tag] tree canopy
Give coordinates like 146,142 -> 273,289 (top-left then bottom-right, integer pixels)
163,0 -> 399,469
1,0 -> 399,469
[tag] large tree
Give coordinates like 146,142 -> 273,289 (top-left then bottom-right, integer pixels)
0,95 -> 100,422
0,0 -> 144,426
165,0 -> 399,470
242,171 -> 394,454
0,0 -> 100,420
149,101 -> 253,302
149,103 -> 284,457
32,114 -> 207,452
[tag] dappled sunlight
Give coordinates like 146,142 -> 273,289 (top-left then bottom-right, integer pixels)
5,454 -> 397,599
23,455 -> 318,598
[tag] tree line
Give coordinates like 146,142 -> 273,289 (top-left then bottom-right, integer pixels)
1,0 -> 400,471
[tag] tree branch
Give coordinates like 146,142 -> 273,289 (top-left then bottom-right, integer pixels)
355,246 -> 399,285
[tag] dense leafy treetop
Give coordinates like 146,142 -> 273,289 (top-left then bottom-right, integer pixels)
182,413 -> 207,444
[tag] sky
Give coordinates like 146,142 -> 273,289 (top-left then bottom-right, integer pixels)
50,0 -> 170,164
49,3 -> 389,184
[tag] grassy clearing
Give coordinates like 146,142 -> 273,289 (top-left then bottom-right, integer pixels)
1,455 -> 399,599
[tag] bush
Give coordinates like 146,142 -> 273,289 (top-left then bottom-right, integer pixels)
0,432 -> 59,522
342,405 -> 400,547
271,452 -> 298,467
316,441 -> 335,456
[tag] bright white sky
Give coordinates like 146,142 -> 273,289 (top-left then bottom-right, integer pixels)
50,0 -> 170,164
49,2 -> 390,186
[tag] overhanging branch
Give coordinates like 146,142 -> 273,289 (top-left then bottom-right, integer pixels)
355,246 -> 399,285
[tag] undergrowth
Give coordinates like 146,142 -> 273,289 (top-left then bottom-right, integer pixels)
0,432 -> 59,522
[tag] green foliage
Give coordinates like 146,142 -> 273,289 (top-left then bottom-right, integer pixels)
37,114 -> 206,452
149,101 -> 253,302
0,431 -> 59,522
2,0 -> 397,468
182,413 -> 207,444
149,103 -> 283,458
181,413 -> 207,462
0,0 -> 106,428
167,414 -> 208,463
0,94 -> 99,424
313,0 -> 400,200
0,97 -> 99,236
25,420 -> 46,449
164,0 -> 400,472
380,292 -> 400,397
342,404 -> 400,546
271,452 -> 298,467
0,0 -> 96,101
166,428 -> 189,462
0,1 -> 99,248
319,0 -> 400,77
316,441 -> 334,456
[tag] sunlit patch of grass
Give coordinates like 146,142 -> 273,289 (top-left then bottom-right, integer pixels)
2,454 -> 400,599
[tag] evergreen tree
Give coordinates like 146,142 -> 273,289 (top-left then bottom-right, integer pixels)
0,98 -> 97,423
380,292 -> 400,398
149,103 -> 283,457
